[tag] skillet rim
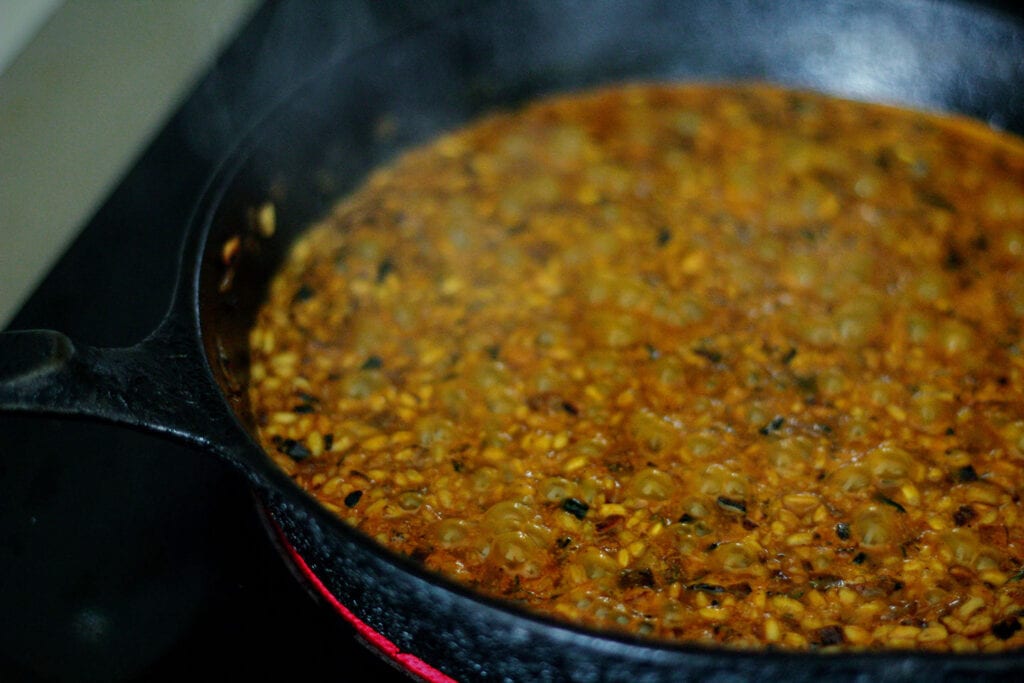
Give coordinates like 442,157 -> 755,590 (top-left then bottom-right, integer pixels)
176,0 -> 1024,674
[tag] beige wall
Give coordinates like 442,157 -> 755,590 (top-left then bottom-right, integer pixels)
0,0 -> 259,326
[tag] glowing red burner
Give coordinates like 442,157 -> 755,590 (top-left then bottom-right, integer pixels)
273,521 -> 457,683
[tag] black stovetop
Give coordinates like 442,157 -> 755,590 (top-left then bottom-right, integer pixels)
6,1 -> 1024,681
0,3 -> 465,680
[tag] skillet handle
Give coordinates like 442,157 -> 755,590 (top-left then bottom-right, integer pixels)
0,329 -> 76,386
0,328 -> 227,452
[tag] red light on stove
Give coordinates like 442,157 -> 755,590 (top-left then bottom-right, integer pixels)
279,534 -> 458,683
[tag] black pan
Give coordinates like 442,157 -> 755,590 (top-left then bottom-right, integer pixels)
3,1 -> 1024,680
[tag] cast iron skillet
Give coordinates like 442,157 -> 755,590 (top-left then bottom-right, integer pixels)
3,1 -> 1024,680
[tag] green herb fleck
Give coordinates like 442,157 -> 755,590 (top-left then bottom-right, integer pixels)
561,497 -> 590,520
874,493 -> 906,513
